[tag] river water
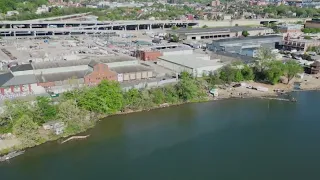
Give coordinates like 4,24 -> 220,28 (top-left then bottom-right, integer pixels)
1,91 -> 320,180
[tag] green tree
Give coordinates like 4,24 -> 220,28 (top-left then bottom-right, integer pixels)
284,60 -> 303,84
12,115 -> 41,146
58,100 -> 91,134
242,30 -> 250,37
123,88 -> 142,110
241,65 -> 255,80
219,65 -> 237,83
163,85 -> 180,103
176,72 -> 199,101
77,80 -> 123,114
234,70 -> 244,82
205,71 -> 223,88
34,96 -> 57,124
255,47 -> 277,74
202,25 -> 208,28
150,88 -> 165,105
264,61 -> 285,85
0,100 -> 32,131
170,34 -> 180,42
171,26 -> 178,30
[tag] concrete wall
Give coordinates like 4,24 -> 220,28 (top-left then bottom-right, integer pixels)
121,71 -> 153,81
240,49 -> 257,57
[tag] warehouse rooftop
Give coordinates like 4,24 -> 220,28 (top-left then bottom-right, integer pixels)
158,54 -> 224,69
170,26 -> 271,35
0,73 -> 36,87
36,70 -> 92,83
28,55 -> 136,70
110,65 -> 153,74
211,35 -> 283,43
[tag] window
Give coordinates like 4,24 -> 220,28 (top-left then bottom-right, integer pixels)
191,37 -> 196,40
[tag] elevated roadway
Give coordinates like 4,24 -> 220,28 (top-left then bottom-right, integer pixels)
0,18 -> 308,37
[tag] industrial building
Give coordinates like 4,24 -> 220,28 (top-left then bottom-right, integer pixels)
207,35 -> 283,56
157,54 -> 224,77
0,55 -> 154,96
169,27 -> 274,41
210,51 -> 255,63
305,19 -> 320,29
137,44 -> 193,61
283,38 -> 320,52
110,65 -> 153,82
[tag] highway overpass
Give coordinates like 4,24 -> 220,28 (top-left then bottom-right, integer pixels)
0,18 -> 308,37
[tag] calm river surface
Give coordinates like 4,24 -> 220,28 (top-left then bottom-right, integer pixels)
1,91 -> 320,180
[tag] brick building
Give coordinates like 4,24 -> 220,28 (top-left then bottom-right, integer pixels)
1,56 -> 155,96
137,50 -> 162,61
84,61 -> 117,85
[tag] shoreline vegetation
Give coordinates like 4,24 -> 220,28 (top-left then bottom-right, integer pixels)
0,48 -> 319,156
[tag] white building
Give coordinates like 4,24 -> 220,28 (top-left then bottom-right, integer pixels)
157,54 -> 224,77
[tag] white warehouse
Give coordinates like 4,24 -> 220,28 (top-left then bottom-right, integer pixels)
157,54 -> 224,77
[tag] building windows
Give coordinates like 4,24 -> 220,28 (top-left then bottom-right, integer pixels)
191,37 -> 196,40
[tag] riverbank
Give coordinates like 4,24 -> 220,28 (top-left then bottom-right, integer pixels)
3,91 -> 320,179
1,74 -> 320,157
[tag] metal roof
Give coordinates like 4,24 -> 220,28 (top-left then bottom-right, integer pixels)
171,27 -> 271,35
0,73 -> 14,86
110,65 -> 152,74
210,51 -> 255,64
0,73 -> 37,87
158,54 -> 224,69
10,64 -> 33,72
32,56 -> 136,70
88,60 -> 99,68
32,60 -> 91,70
36,70 -> 91,83
212,35 -> 283,43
